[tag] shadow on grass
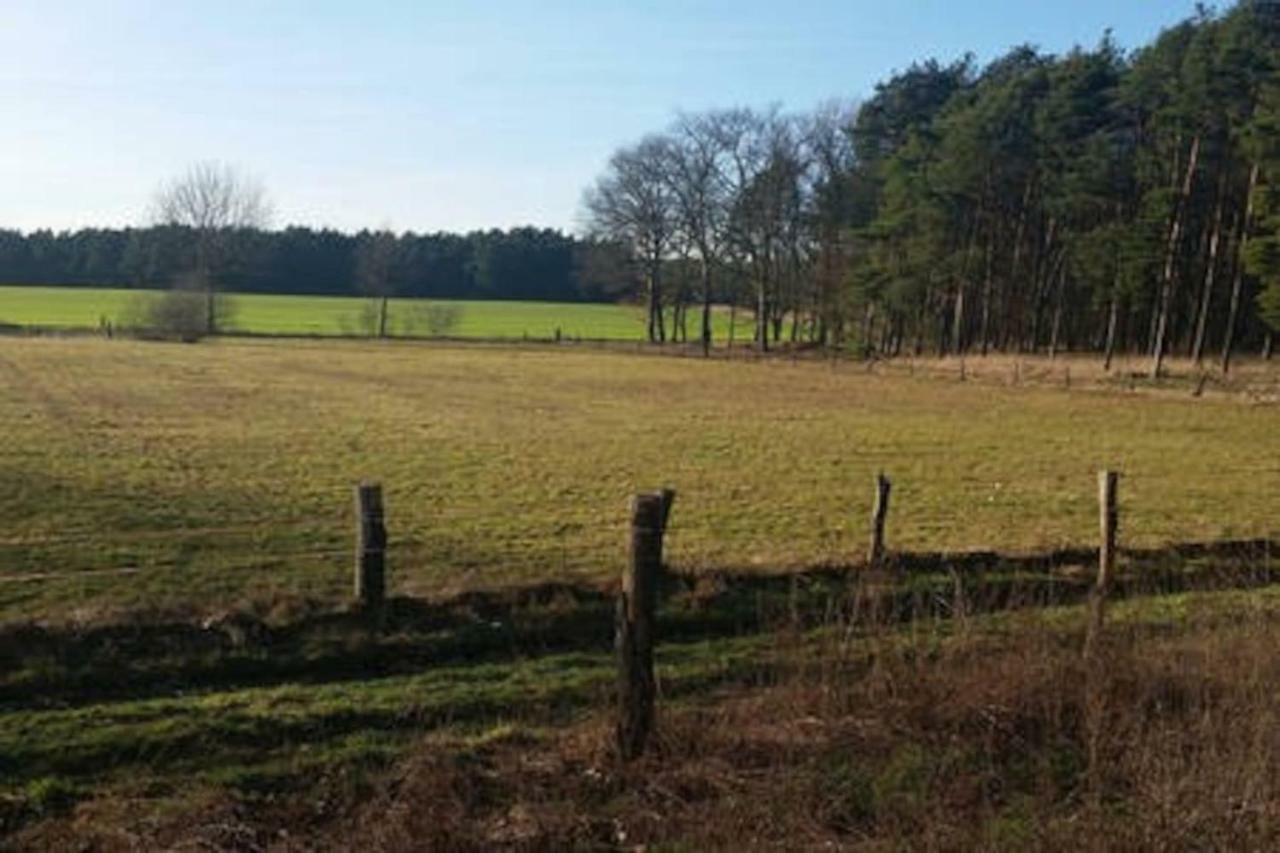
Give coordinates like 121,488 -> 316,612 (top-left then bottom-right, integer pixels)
1,538 -> 1275,713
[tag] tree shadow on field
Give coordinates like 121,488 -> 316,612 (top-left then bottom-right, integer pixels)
1,538 -> 1275,713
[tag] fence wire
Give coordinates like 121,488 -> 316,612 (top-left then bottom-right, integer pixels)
2,466 -> 1277,622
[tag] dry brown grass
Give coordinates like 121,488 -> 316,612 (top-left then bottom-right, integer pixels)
873,351 -> 1280,403
345,616 -> 1279,851
17,593 -> 1276,851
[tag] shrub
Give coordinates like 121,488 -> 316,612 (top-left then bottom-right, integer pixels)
117,276 -> 234,342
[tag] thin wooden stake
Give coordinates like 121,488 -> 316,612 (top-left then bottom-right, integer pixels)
354,482 -> 387,612
869,473 -> 892,567
616,493 -> 664,760
1084,471 -> 1118,660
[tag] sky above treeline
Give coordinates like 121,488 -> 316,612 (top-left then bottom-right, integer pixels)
4,0 -> 1204,235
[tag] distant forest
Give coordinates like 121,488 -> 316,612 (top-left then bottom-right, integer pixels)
0,226 -> 626,303
5,2 -> 1280,368
583,1 -> 1280,370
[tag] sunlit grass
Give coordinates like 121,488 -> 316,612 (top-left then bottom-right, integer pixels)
1,336 -> 1276,623
0,285 -> 747,341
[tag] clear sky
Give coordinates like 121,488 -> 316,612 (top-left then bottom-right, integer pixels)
3,0 -> 1205,235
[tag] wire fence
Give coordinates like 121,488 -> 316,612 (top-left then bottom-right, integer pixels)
2,464 -> 1277,626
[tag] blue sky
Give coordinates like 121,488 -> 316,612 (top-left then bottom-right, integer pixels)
3,0 -> 1205,235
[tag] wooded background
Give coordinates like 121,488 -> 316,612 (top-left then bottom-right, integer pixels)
4,3 -> 1280,365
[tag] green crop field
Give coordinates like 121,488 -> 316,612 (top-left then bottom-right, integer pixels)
0,285 -> 747,341
3,336 -> 1279,847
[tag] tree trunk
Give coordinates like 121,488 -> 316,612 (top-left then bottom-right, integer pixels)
1151,134 -> 1201,379
378,296 -> 389,339
979,231 -> 994,356
1028,219 -> 1058,353
1103,293 -> 1120,372
1191,172 -> 1228,366
1002,179 -> 1034,355
861,303 -> 875,358
1222,162 -> 1259,375
205,287 -> 216,337
755,274 -> 769,353
645,270 -> 657,343
700,259 -> 713,358
951,281 -> 966,356
1048,263 -> 1066,361
950,215 -> 981,355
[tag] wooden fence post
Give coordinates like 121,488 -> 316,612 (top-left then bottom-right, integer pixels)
617,492 -> 664,761
1084,471 -> 1118,659
869,473 -> 892,567
354,482 -> 387,612
657,487 -> 676,540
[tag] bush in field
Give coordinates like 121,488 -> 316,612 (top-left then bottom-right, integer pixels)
424,303 -> 463,337
117,276 -> 235,342
358,299 -> 382,337
401,302 -> 464,338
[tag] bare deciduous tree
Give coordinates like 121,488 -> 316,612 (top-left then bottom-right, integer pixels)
582,137 -> 676,343
804,102 -> 860,347
151,162 -> 273,334
355,229 -> 399,338
721,109 -> 808,352
664,113 -> 733,356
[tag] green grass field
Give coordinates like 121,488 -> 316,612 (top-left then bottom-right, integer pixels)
2,336 -> 1276,624
0,285 -> 745,341
3,335 -> 1279,845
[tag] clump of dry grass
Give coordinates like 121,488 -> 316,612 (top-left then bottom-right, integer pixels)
328,609 -> 1280,851
9,585 -> 1280,850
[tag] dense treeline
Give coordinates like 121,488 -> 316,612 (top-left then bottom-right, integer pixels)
0,226 -> 625,303
584,1 -> 1280,370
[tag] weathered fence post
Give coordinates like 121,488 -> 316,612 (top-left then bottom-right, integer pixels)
869,473 -> 892,567
616,492 -> 664,760
354,482 -> 387,612
1084,471 -> 1118,659
657,487 -> 676,540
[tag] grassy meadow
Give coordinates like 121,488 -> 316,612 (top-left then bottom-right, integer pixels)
1,335 -> 1277,623
2,334 -> 1279,847
0,284 -> 747,341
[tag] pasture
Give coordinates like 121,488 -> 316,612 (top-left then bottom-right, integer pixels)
1,336 -> 1277,623
2,335 -> 1279,847
0,285 -> 741,341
